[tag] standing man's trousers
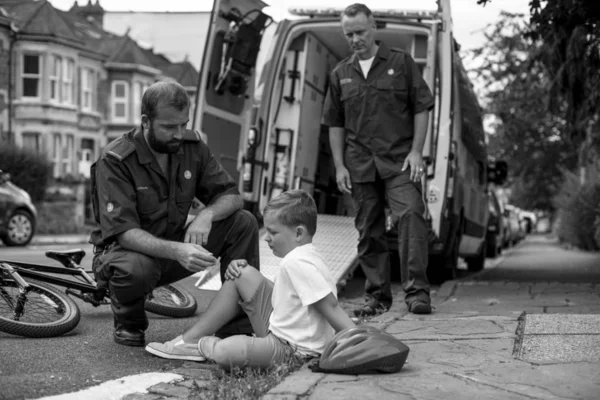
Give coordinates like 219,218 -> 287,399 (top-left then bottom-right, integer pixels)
93,209 -> 260,332
351,171 -> 430,306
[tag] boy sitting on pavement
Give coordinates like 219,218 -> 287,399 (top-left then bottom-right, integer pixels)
145,189 -> 355,369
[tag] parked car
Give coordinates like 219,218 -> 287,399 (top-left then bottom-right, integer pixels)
503,204 -> 524,246
0,170 -> 37,246
486,189 -> 504,258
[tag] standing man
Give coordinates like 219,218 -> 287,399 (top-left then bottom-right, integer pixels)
90,81 -> 260,346
322,3 -> 435,316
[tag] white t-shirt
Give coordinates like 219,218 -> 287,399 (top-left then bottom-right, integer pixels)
268,243 -> 337,357
358,56 -> 375,78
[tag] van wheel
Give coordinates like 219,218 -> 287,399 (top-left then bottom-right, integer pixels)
486,235 -> 498,258
4,210 -> 35,246
466,241 -> 486,272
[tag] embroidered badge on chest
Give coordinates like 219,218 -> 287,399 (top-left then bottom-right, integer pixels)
184,170 -> 192,180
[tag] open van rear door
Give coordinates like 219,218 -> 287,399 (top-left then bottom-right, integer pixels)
192,0 -> 273,183
426,0 -> 454,238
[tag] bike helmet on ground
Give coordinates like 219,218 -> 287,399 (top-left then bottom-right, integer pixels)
309,325 -> 410,375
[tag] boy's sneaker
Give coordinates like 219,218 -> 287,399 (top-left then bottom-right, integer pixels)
197,336 -> 222,360
145,335 -> 206,362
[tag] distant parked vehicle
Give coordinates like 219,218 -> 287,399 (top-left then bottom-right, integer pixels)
504,204 -> 523,246
486,189 -> 504,258
0,170 -> 37,246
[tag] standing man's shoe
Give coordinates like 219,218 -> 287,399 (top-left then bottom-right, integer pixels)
408,300 -> 432,315
353,298 -> 391,317
114,325 -> 145,347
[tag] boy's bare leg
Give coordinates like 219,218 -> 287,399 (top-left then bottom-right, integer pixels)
181,267 -> 265,343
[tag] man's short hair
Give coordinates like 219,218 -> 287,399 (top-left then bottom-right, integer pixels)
141,81 -> 190,121
342,3 -> 373,20
264,190 -> 318,236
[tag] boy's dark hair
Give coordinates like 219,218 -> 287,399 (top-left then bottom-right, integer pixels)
264,190 -> 318,236
141,80 -> 190,121
342,3 -> 373,19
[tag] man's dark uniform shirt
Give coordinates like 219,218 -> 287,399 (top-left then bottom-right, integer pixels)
322,42 -> 435,182
90,127 -> 239,247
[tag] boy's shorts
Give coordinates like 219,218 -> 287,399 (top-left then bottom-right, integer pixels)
238,276 -> 274,338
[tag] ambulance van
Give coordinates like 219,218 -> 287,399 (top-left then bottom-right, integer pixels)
192,0 -> 507,287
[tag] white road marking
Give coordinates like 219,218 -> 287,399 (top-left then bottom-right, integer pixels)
37,372 -> 183,400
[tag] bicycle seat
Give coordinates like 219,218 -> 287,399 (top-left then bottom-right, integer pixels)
45,249 -> 86,266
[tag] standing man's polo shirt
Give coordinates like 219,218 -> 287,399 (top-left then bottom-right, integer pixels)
90,127 -> 239,247
322,42 -> 435,182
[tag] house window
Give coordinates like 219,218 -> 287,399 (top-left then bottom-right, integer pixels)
50,56 -> 62,102
62,59 -> 74,104
21,132 -> 40,153
22,54 -> 40,98
112,80 -> 129,121
133,81 -> 144,124
81,68 -> 94,111
52,134 -> 62,177
63,134 -> 74,175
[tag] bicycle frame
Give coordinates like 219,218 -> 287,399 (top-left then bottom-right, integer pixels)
0,260 -> 102,296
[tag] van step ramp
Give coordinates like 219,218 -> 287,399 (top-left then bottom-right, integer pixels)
195,214 -> 358,291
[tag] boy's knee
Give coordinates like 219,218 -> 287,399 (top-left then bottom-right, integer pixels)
212,339 -> 246,369
234,265 -> 262,286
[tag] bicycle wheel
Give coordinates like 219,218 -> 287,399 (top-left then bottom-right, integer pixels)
0,279 -> 81,338
145,283 -> 197,318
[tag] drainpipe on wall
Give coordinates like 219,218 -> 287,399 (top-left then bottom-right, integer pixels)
7,22 -> 19,145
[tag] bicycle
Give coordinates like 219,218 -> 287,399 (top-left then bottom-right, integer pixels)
0,248 -> 197,338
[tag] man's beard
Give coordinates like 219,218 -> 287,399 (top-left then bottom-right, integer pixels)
147,124 -> 182,154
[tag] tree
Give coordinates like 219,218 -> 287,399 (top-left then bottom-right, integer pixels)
477,0 -> 600,142
468,12 -> 578,211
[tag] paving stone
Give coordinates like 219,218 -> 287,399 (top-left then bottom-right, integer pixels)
530,292 -> 600,306
530,282 -> 596,294
307,372 -> 529,400
171,368 -> 214,380
147,382 -> 191,398
457,359 -> 600,399
518,334 -> 600,363
121,393 -> 163,400
320,374 -> 360,383
525,314 -> 600,334
386,317 -> 518,340
266,366 -> 324,397
262,394 -> 299,400
400,340 -> 516,371
176,379 -> 199,389
434,300 -> 543,316
194,379 -> 212,390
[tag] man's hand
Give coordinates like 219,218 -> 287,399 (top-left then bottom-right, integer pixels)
335,165 -> 352,194
224,259 -> 248,280
176,242 -> 218,273
402,150 -> 425,182
185,209 -> 214,246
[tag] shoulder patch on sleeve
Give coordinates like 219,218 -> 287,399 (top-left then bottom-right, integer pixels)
183,129 -> 201,142
104,138 -> 135,162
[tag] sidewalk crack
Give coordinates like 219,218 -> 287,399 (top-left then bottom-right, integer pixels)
444,372 -> 554,400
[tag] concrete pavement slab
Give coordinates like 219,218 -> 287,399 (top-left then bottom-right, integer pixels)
518,335 -> 600,363
525,314 -> 600,334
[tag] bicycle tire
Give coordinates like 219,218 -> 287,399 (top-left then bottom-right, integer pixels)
0,279 -> 81,338
145,283 -> 197,318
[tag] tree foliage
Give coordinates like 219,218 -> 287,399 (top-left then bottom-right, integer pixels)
477,0 -> 600,141
468,12 -> 578,211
